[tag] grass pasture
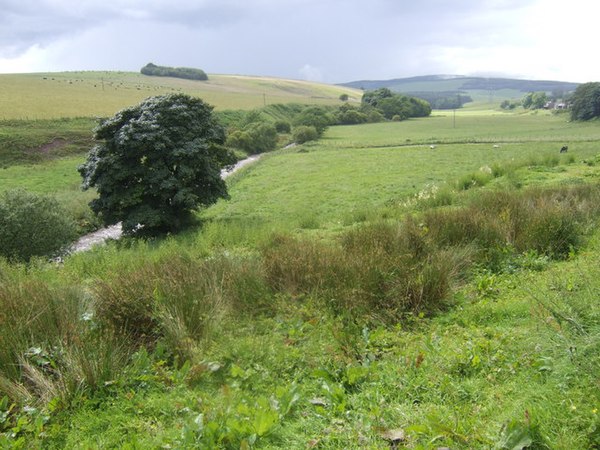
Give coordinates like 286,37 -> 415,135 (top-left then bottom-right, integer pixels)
0,72 -> 361,119
204,119 -> 599,234
2,73 -> 600,448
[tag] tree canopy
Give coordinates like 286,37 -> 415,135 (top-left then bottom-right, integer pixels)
79,94 -> 235,236
361,88 -> 431,120
570,82 -> 600,121
141,63 -> 208,81
521,91 -> 548,110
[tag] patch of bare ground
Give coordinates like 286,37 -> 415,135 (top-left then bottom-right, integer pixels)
32,138 -> 68,154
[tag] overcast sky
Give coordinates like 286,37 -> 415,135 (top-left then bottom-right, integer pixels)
0,0 -> 597,83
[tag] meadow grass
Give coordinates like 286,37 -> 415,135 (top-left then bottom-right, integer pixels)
0,72 -> 361,119
203,128 -> 599,236
0,118 -> 94,166
3,105 -> 600,448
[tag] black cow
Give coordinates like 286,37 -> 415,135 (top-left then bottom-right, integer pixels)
560,145 -> 568,153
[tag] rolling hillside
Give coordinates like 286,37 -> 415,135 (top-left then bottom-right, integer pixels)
339,74 -> 579,103
0,71 -> 362,119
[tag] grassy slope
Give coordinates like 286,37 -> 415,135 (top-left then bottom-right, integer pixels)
2,87 -> 600,448
0,72 -> 361,119
203,112 -> 600,235
34,155 -> 600,449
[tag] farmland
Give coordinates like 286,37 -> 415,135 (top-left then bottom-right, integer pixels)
0,71 -> 361,119
1,72 -> 600,448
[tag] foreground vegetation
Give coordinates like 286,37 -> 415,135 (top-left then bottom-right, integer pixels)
1,75 -> 600,447
2,150 -> 600,448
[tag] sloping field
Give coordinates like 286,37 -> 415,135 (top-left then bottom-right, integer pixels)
0,71 -> 361,119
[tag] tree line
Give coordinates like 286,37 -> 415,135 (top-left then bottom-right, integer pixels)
140,62 -> 208,81
499,82 -> 600,121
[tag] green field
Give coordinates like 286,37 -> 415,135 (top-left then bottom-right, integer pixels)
0,72 -> 361,119
2,73 -> 600,448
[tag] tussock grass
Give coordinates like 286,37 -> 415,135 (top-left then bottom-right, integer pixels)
0,272 -> 129,405
426,184 -> 600,265
263,220 -> 470,322
93,252 -> 269,361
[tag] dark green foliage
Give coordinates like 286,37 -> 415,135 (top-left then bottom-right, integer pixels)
339,93 -> 349,101
570,82 -> 600,121
227,122 -> 278,154
274,120 -> 291,133
140,62 -> 208,81
0,189 -> 77,262
500,100 -> 519,110
79,94 -> 235,236
292,125 -> 319,144
361,87 -> 394,108
522,91 -> 548,109
336,104 -> 368,125
294,106 -> 335,136
361,88 -> 431,120
407,91 -> 472,109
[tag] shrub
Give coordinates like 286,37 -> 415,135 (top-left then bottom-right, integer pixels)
0,189 -> 77,262
337,109 -> 368,125
292,125 -> 319,144
294,106 -> 334,136
366,109 -> 385,123
228,122 -> 278,154
274,120 -> 291,134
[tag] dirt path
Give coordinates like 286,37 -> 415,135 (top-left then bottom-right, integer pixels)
70,154 -> 263,253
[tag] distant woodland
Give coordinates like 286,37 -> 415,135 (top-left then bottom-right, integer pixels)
140,63 -> 208,81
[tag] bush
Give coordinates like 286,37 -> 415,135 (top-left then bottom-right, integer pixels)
294,106 -> 335,136
228,122 -> 279,154
366,109 -> 385,123
0,189 -> 77,262
337,109 -> 368,125
274,120 -> 291,134
292,125 -> 319,144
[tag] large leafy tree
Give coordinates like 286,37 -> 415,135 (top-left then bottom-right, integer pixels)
79,94 -> 236,236
570,82 -> 600,121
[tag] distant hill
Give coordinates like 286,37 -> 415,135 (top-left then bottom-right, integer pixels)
339,75 -> 579,105
340,75 -> 579,93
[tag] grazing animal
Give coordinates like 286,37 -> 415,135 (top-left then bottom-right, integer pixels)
429,145 -> 436,149
493,144 -> 500,149
560,145 -> 568,153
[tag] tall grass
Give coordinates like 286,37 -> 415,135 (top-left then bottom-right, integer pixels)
0,266 -> 129,405
425,184 -> 600,263
263,220 -> 470,322
92,252 -> 270,361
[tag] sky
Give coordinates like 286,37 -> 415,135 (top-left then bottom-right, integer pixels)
0,0 -> 598,84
